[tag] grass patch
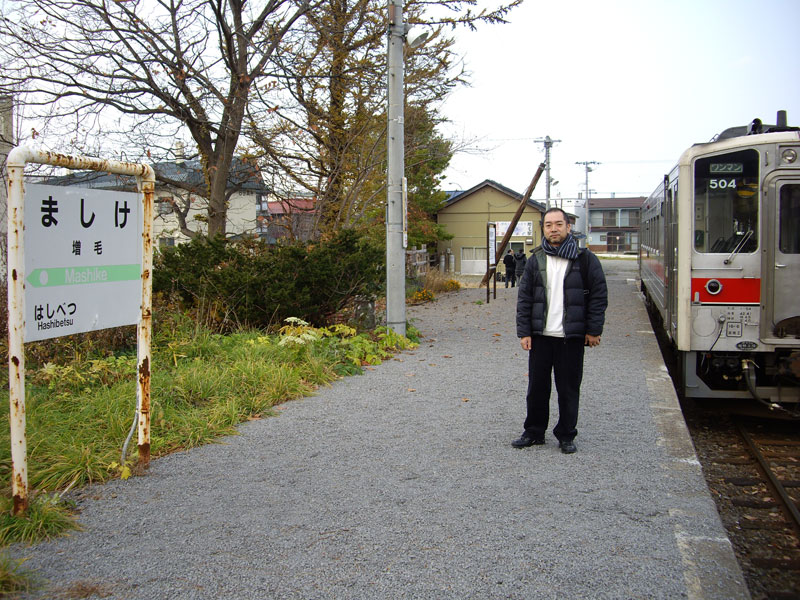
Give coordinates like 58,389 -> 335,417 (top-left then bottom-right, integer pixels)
0,552 -> 35,596
406,269 -> 462,303
0,493 -> 82,594
419,269 -> 461,294
0,316 -> 418,553
0,494 -> 81,547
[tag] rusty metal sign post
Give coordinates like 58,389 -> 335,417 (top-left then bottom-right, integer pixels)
5,147 -> 154,515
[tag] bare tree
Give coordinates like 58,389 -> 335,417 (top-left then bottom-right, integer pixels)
245,0 -> 523,238
0,0 -> 313,237
0,95 -> 13,281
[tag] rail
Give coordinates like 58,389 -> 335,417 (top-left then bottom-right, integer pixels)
735,418 -> 800,539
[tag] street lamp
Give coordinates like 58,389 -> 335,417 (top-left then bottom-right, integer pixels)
576,161 -> 599,248
386,1 -> 427,336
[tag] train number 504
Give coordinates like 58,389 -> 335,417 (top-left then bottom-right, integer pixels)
709,178 -> 737,189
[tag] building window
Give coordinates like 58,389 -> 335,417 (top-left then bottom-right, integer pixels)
602,210 -> 617,226
159,237 -> 175,248
461,247 -> 487,261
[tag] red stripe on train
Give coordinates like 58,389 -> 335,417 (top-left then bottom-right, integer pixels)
691,278 -> 760,304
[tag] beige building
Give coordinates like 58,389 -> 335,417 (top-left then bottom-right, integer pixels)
436,180 -> 547,275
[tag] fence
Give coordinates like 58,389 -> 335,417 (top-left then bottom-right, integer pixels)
406,244 -> 428,277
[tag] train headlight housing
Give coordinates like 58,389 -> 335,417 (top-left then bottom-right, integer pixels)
705,279 -> 722,295
781,148 -> 798,164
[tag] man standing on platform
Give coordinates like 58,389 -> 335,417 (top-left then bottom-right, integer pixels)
503,249 -> 516,287
512,207 -> 608,454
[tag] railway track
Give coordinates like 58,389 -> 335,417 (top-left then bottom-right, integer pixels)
644,282 -> 800,598
682,403 -> 800,599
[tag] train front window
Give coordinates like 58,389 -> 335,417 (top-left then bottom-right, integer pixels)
780,184 -> 800,254
694,149 -> 759,253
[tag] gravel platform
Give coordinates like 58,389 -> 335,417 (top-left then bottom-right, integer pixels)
11,260 -> 750,599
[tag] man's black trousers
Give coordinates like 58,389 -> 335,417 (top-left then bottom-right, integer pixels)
523,335 -> 585,443
505,270 -> 516,287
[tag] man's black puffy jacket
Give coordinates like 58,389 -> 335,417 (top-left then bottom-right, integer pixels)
516,248 -> 608,340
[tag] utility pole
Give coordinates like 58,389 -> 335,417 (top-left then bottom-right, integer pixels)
386,0 -> 406,336
535,136 -> 561,209
385,2 -> 428,336
575,161 -> 599,246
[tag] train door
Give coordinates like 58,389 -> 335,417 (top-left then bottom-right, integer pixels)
665,178 -> 679,338
765,179 -> 800,337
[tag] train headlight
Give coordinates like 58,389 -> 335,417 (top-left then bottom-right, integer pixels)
705,279 -> 722,295
781,148 -> 798,164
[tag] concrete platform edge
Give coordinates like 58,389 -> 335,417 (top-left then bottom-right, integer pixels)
637,285 -> 751,600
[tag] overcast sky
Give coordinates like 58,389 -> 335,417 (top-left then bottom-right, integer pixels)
439,0 -> 800,202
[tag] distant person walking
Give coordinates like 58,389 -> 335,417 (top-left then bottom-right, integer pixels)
503,249 -> 517,287
512,208 -> 608,454
513,248 -> 526,284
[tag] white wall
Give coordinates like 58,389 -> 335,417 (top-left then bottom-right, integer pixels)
154,189 -> 257,243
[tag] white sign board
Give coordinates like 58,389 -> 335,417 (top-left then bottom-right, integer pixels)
496,221 -> 533,238
24,184 -> 142,342
488,223 -> 496,267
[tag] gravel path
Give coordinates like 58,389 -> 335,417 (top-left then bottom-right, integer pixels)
11,260 -> 748,599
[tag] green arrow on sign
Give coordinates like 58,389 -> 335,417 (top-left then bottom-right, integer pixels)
26,264 -> 141,288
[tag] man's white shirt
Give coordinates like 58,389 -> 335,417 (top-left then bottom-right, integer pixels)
543,254 -> 570,337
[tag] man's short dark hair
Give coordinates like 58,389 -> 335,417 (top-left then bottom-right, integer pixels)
541,207 -> 570,232
543,207 -> 569,222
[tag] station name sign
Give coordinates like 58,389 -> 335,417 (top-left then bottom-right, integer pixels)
24,184 -> 142,342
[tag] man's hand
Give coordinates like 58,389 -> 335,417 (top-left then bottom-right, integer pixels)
520,336 -> 532,351
585,334 -> 601,347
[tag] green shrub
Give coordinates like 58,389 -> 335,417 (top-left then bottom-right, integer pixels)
153,230 -> 384,330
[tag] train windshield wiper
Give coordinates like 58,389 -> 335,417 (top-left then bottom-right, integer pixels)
724,229 -> 754,265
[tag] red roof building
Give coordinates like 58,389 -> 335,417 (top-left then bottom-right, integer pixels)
257,197 -> 317,242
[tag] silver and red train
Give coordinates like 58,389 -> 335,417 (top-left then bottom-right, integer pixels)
639,110 -> 800,406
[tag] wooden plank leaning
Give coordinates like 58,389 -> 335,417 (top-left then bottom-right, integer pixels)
480,162 -> 546,288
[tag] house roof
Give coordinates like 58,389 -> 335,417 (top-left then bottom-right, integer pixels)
587,196 -> 645,209
441,179 -> 546,212
267,199 -> 316,215
40,158 -> 270,194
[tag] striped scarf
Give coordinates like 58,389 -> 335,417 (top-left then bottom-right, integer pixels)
541,233 -> 579,260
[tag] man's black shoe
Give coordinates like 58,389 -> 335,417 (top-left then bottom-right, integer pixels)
511,433 -> 545,448
559,440 -> 577,454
